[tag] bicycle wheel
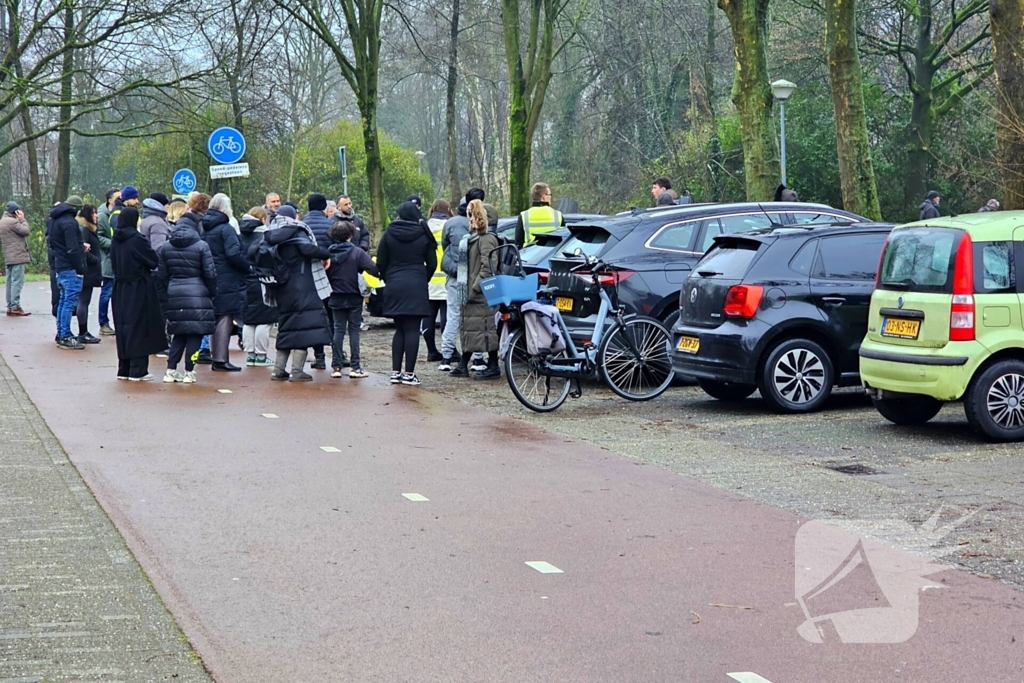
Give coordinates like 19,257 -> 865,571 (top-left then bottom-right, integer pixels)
597,315 -> 675,401
504,329 -> 571,412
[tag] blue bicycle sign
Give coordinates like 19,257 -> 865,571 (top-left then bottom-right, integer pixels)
173,168 -> 197,194
207,126 -> 246,165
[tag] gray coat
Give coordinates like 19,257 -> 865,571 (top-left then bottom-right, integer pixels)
139,199 -> 172,252
440,214 -> 470,278
0,213 -> 31,266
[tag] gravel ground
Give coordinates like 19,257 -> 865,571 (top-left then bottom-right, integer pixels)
342,316 -> 1024,591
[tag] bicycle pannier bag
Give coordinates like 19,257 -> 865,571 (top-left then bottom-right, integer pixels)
520,301 -> 566,355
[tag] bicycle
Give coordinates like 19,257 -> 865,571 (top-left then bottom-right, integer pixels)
493,256 -> 675,412
212,136 -> 242,156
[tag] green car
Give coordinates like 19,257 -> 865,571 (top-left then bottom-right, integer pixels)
860,211 -> 1024,441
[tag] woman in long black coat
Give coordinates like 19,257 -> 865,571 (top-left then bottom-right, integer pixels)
376,201 -> 437,386
238,208 -> 277,366
202,193 -> 250,372
262,206 -> 331,381
110,207 -> 166,381
156,221 -> 217,384
75,204 -> 104,344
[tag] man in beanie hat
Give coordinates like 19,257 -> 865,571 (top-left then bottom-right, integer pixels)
303,192 -> 334,369
149,192 -> 170,207
0,200 -> 31,315
920,190 -> 941,220
407,195 -> 423,209
48,195 -> 87,349
110,185 -> 139,231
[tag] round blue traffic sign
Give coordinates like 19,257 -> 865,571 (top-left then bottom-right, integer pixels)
207,126 -> 246,165
172,168 -> 197,194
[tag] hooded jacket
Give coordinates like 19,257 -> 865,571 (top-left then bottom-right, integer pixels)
440,202 -> 470,278
0,211 -> 30,266
238,215 -> 278,326
47,203 -> 86,274
376,202 -> 437,318
139,198 -> 172,252
157,224 -> 218,336
919,200 -> 940,220
76,216 -> 103,288
263,222 -> 331,350
326,240 -> 379,308
202,208 -> 250,316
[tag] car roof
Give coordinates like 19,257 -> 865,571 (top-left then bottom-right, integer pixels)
742,221 -> 895,239
894,211 -> 1024,241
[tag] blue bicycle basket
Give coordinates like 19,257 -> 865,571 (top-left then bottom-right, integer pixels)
481,272 -> 539,307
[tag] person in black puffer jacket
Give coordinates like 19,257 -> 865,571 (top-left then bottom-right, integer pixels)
262,206 -> 331,382
303,193 -> 335,369
238,207 -> 277,366
377,201 -> 437,386
157,220 -> 217,383
202,193 -> 250,372
74,204 -> 104,344
48,196 -> 87,347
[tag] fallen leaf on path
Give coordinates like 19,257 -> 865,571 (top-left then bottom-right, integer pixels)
690,611 -> 702,624
709,603 -> 756,611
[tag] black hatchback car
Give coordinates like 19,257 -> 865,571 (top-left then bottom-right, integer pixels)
670,222 -> 894,413
545,203 -> 866,344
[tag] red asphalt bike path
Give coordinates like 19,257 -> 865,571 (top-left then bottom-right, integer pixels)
1,287 -> 1022,682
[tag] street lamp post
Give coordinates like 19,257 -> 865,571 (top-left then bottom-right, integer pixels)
771,79 -> 797,187
415,150 -> 426,175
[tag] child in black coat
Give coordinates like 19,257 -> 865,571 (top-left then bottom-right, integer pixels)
327,221 -> 379,378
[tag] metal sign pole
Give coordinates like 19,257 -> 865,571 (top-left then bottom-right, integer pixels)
338,146 -> 348,196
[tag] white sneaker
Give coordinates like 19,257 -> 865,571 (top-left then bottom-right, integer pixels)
182,371 -> 197,384
163,370 -> 183,383
437,358 -> 452,372
469,362 -> 488,372
400,373 -> 421,386
129,374 -> 154,382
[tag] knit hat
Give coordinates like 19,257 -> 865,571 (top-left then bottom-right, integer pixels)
66,195 -> 84,208
150,191 -> 170,206
121,186 -> 139,201
307,193 -> 327,212
483,203 -> 500,226
277,205 -> 297,220
6,201 -> 20,213
465,187 -> 485,203
407,194 -> 422,208
926,190 -> 940,200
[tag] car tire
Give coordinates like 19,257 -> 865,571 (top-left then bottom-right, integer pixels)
872,396 -> 943,425
758,338 -> 834,413
964,359 -> 1024,442
697,379 -> 757,402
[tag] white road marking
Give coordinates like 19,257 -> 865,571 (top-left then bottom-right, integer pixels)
402,493 -> 429,502
525,561 -> 564,574
218,389 -> 232,394
727,673 -> 773,683
320,446 -> 341,453
262,413 -> 279,418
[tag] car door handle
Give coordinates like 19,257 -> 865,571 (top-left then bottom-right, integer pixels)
822,296 -> 846,305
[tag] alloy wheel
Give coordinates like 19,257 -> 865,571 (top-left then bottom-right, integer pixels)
986,373 -> 1024,429
772,348 -> 825,405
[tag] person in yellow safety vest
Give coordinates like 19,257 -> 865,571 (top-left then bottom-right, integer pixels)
421,199 -> 451,362
514,182 -> 565,249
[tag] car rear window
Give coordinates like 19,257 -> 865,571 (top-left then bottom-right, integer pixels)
693,240 -> 761,278
559,229 -> 610,258
878,228 -> 963,293
520,242 -> 556,265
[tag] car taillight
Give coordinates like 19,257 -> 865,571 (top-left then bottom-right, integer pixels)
723,285 -> 764,318
874,234 -> 891,289
537,272 -> 549,284
949,232 -> 975,341
573,269 -> 637,286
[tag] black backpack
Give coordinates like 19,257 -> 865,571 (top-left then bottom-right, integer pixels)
252,239 -> 293,286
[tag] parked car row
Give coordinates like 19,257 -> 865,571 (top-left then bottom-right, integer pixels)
666,210 -> 1024,443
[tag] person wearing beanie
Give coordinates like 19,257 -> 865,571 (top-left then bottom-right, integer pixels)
407,195 -> 422,209
303,192 -> 334,369
149,192 -> 170,207
920,190 -> 941,220
140,196 -> 171,251
48,196 -> 88,348
110,186 -> 139,232
1,200 -> 31,316
110,206 -> 166,380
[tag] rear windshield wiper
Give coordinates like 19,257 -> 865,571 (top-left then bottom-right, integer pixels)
881,277 -> 920,288
697,269 -> 722,277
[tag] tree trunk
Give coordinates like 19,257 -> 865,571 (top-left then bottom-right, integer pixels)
446,0 -> 461,201
508,94 -> 531,214
719,0 -> 778,201
904,0 -> 936,210
357,92 -> 386,244
52,4 -> 75,204
19,105 -> 41,208
825,0 -> 882,220
991,0 -> 1024,209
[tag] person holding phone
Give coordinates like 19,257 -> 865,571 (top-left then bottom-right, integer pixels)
0,201 -> 31,316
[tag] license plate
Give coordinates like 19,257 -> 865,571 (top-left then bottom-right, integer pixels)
882,317 -> 920,340
676,336 -> 700,353
556,297 -> 573,312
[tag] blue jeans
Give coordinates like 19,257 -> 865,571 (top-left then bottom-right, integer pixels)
56,270 -> 83,339
5,263 -> 25,309
200,335 -> 210,350
99,278 -> 113,326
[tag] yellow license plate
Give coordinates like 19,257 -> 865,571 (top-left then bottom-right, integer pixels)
882,317 -> 920,340
556,297 -> 574,312
676,336 -> 700,353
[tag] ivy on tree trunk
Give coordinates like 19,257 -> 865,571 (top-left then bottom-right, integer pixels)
991,0 -> 1024,209
719,0 -> 778,201
824,0 -> 881,220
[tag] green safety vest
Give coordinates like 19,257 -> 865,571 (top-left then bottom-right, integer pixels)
520,205 -> 563,244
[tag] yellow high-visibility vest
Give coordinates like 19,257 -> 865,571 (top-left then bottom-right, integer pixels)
430,227 -> 445,286
520,205 -> 563,244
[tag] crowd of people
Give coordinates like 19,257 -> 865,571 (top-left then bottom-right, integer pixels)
0,181 -> 543,387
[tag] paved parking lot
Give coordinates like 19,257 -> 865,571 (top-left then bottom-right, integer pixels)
359,320 -> 1024,590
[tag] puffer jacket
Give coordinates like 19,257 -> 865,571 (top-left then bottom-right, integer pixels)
238,215 -> 278,326
263,222 -> 331,350
304,209 -> 334,250
47,203 -> 85,274
139,198 -> 172,251
202,209 -> 250,316
157,224 -> 218,336
176,211 -> 203,236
